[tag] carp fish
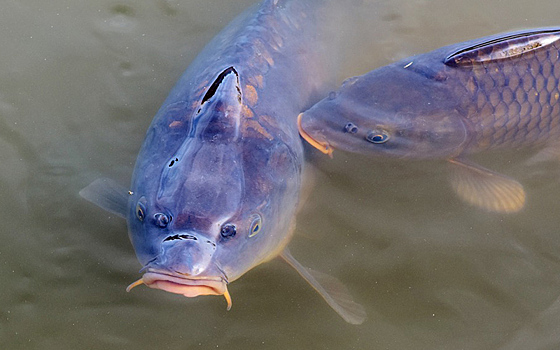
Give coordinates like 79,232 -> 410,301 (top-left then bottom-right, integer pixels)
298,27 -> 560,213
80,0 -> 365,324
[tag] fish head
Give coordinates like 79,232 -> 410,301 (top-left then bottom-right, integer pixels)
299,62 -> 468,159
126,66 -> 300,306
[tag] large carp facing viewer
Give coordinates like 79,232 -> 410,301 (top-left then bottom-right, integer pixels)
299,28 -> 560,213
80,0 -> 365,324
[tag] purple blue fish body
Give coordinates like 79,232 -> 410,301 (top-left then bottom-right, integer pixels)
299,28 -> 560,213
81,0 -> 365,324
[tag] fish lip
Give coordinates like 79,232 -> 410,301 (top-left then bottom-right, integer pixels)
297,113 -> 334,157
141,269 -> 227,297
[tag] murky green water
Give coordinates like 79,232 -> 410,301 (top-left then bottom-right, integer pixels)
1,0 -> 560,349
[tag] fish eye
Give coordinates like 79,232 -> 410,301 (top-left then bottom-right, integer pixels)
220,223 -> 237,238
154,213 -> 171,228
343,122 -> 359,134
366,130 -> 390,144
135,200 -> 146,221
249,215 -> 262,237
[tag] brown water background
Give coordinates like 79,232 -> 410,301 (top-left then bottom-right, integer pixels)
1,0 -> 560,349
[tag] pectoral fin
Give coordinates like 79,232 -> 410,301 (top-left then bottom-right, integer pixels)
280,248 -> 366,325
448,158 -> 525,213
79,177 -> 129,218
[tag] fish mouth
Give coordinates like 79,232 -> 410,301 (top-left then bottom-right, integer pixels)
126,269 -> 232,310
297,113 -> 333,158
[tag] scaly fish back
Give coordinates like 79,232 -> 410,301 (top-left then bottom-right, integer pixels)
447,28 -> 560,151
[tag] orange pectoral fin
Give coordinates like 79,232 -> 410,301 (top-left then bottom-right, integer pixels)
297,113 -> 333,158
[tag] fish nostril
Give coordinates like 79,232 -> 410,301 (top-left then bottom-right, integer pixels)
154,213 -> 171,228
220,223 -> 237,238
343,122 -> 358,134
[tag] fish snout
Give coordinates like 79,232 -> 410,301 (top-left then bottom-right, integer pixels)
127,232 -> 231,309
157,233 -> 217,277
298,112 -> 333,156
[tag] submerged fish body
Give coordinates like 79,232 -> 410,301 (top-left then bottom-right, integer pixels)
81,0 -> 365,324
299,28 -> 560,213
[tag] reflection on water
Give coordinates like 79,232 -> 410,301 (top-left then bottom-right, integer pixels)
1,0 -> 560,349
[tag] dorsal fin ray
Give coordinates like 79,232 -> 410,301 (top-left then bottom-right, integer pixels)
192,67 -> 243,143
444,28 -> 560,67
200,67 -> 240,106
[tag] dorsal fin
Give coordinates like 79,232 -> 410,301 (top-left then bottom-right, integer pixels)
193,67 -> 243,143
200,67 -> 240,106
444,28 -> 560,67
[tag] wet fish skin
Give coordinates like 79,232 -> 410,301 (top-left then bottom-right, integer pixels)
128,0 -> 317,288
299,28 -> 560,213
445,29 -> 560,152
81,0 -> 366,324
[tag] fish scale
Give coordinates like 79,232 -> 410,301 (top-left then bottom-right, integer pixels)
446,40 -> 560,151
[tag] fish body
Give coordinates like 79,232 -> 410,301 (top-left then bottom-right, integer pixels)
299,28 -> 560,213
81,0 -> 365,324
